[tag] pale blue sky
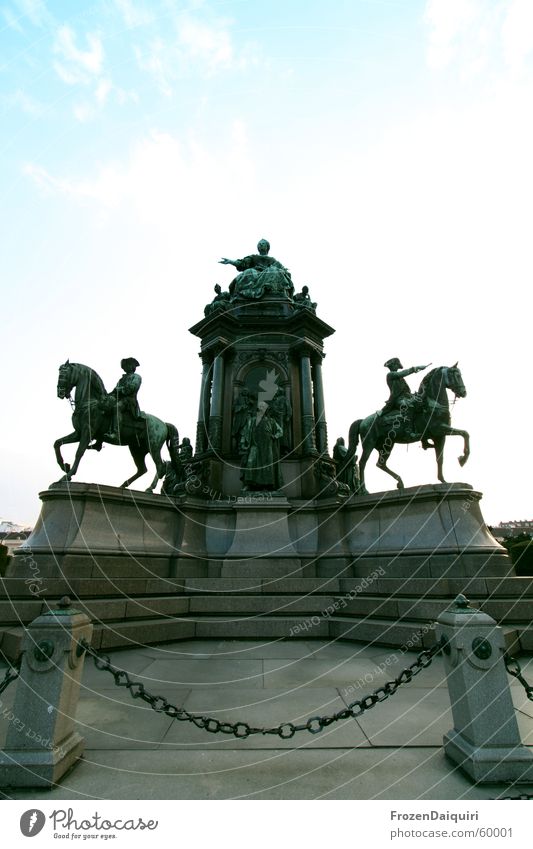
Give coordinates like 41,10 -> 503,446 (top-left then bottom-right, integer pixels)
1,0 -> 532,525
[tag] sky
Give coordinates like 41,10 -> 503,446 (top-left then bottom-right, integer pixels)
1,0 -> 532,526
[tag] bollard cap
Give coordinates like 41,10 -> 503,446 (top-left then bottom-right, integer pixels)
451,594 -> 477,614
42,596 -> 82,616
437,594 -> 496,628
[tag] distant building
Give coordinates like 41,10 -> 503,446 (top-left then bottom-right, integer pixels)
0,530 -> 31,556
489,520 -> 533,541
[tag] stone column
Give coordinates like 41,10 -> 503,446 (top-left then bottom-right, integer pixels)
436,595 -> 533,783
0,597 -> 93,788
195,355 -> 212,454
299,346 -> 317,454
208,351 -> 225,452
312,353 -> 328,454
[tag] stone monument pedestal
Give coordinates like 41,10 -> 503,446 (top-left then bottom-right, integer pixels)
1,480 -> 528,658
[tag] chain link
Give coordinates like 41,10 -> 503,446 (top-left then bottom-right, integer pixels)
504,653 -> 533,701
0,657 -> 22,696
79,638 -> 442,739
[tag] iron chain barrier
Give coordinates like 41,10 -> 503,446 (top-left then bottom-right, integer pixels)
78,638 -> 442,739
504,653 -> 533,701
0,658 -> 21,697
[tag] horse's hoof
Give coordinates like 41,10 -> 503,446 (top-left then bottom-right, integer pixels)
396,482 -> 404,491
144,487 -> 154,494
458,456 -> 467,467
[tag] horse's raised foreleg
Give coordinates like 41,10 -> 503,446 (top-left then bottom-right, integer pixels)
64,427 -> 92,480
437,426 -> 470,468
376,441 -> 404,490
54,431 -> 79,473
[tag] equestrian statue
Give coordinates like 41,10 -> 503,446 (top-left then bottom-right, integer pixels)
343,360 -> 469,493
54,359 -> 180,492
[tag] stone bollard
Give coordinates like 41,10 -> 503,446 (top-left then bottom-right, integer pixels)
0,596 -> 92,788
436,594 -> 533,783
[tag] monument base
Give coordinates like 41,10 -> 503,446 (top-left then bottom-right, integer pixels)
1,481 -> 530,658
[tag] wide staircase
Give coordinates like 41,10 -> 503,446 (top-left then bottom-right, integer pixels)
2,568 -> 532,662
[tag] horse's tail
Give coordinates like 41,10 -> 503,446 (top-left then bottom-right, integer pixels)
166,423 -> 180,466
347,419 -> 362,461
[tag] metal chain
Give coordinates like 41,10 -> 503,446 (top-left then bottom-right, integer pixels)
79,638 -> 442,739
504,653 -> 533,701
0,658 -> 21,696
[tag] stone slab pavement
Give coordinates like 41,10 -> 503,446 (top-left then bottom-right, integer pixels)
1,639 -> 532,800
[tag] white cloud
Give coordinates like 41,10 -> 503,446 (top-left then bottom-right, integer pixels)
7,89 -> 45,116
177,15 -> 233,73
23,125 -> 254,222
113,0 -> 153,28
14,0 -> 48,27
3,7 -> 23,31
424,0 -> 484,69
72,102 -> 96,123
425,0 -> 533,76
134,40 -> 173,96
95,78 -> 112,105
133,10 -> 246,90
53,25 -> 104,84
502,0 -> 533,71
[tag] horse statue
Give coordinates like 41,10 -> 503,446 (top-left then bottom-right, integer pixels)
345,364 -> 469,494
54,361 -> 180,492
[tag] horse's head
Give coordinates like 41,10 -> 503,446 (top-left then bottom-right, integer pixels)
57,360 -> 74,400
445,362 -> 467,398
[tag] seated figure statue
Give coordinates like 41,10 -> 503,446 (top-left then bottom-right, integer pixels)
219,239 -> 294,300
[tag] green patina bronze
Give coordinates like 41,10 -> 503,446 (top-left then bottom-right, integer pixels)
342,362 -> 470,493
219,238 -> 294,301
55,359 -> 180,492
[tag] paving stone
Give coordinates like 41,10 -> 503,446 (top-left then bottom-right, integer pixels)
75,687 -> 189,750
206,639 -> 316,659
4,748 -> 532,800
346,686 -> 454,746
263,656 -> 393,690
139,657 -> 264,688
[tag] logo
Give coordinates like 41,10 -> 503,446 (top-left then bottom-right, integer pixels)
20,809 -> 46,837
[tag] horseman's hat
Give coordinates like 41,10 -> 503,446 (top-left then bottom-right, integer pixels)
121,357 -> 140,371
384,357 -> 402,370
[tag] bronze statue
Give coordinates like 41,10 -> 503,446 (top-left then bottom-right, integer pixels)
241,401 -> 283,491
219,239 -> 293,300
108,357 -> 143,442
381,358 -> 429,439
270,392 -> 292,454
345,363 -> 469,493
204,284 -> 230,316
55,361 -> 180,492
294,285 -> 317,311
232,388 -> 255,452
333,436 -> 359,491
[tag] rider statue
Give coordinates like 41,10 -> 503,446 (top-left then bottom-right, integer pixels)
90,357 -> 143,450
381,357 -> 429,439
